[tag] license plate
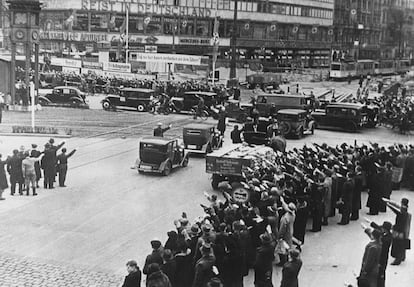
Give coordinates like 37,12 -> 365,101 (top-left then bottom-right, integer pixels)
140,165 -> 152,171
120,97 -> 126,102
187,145 -> 198,149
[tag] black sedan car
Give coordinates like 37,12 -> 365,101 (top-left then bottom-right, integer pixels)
38,86 -> 88,107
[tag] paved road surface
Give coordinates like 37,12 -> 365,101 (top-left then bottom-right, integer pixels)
0,123 -> 413,286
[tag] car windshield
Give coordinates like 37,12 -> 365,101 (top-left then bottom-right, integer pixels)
140,143 -> 167,153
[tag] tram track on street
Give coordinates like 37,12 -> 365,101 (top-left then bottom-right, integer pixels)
69,116 -> 209,168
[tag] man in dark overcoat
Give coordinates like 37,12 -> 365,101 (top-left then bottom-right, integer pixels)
7,149 -> 24,195
338,172 -> 354,225
254,233 -> 275,287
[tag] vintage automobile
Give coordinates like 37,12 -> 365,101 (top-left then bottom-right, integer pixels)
183,123 -> 223,154
206,145 -> 276,189
136,137 -> 189,176
223,100 -> 253,123
101,88 -> 155,112
38,86 -> 88,107
277,109 -> 316,138
312,103 -> 369,132
256,93 -> 314,117
172,91 -> 218,112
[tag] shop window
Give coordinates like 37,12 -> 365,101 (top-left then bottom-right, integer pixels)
129,16 -> 144,33
146,16 -> 162,34
72,12 -> 89,31
90,13 -> 108,32
196,19 -> 210,36
180,18 -> 195,35
108,14 -> 125,33
164,17 -> 178,35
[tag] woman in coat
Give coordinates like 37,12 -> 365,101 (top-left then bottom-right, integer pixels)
0,154 -> 8,200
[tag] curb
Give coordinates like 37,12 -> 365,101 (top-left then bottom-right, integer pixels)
0,133 -> 72,138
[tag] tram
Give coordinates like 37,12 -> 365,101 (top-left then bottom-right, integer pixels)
330,59 -> 411,80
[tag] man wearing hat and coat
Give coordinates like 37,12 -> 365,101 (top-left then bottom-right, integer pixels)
143,239 -> 164,279
30,144 -> 42,188
364,220 -> 393,287
254,233 -> 275,287
338,172 -> 354,225
154,123 -> 172,137
7,149 -> 24,195
385,197 -> 411,265
122,260 -> 142,287
192,243 -> 216,287
280,249 -> 302,287
358,227 -> 382,287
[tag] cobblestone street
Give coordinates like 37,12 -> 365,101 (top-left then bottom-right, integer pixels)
0,252 -> 123,287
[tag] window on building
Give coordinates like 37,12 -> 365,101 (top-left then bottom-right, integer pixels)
146,16 -> 162,34
196,19 -> 210,36
108,14 -> 125,33
129,16 -> 144,33
72,12 -> 89,31
180,18 -> 195,35
253,24 -> 265,39
239,22 -> 252,38
90,13 -> 108,32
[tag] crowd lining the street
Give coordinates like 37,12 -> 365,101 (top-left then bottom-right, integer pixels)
122,141 -> 412,287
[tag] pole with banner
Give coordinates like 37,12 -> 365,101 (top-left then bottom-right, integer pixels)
212,8 -> 219,85
125,4 -> 129,64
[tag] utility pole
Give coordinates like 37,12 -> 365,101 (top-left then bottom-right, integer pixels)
229,0 -> 238,79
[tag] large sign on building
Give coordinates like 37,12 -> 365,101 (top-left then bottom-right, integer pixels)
133,53 -> 202,65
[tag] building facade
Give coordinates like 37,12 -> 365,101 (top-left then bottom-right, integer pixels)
0,0 -> 334,70
332,0 -> 414,62
332,0 -> 382,62
380,0 -> 414,60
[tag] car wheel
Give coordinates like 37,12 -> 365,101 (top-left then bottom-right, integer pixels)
38,98 -> 47,106
163,162 -> 172,176
182,156 -> 189,167
72,100 -> 81,107
102,101 -> 111,110
137,104 -> 145,112
280,122 -> 291,136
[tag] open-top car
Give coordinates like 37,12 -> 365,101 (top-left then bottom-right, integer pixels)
39,86 -> 88,107
136,137 -> 189,176
102,88 -> 155,112
277,109 -> 315,138
183,123 -> 223,154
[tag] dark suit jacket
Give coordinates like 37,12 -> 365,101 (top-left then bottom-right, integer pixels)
122,270 -> 142,287
281,259 -> 303,287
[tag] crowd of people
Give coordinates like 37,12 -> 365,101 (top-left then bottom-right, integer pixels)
0,138 -> 76,200
121,141 -> 412,287
343,75 -> 414,134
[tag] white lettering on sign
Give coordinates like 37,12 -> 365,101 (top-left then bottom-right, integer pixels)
79,0 -> 212,17
102,62 -> 131,73
40,31 -> 109,43
179,37 -> 212,46
134,53 -> 202,65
